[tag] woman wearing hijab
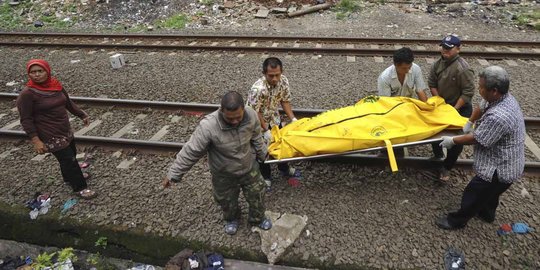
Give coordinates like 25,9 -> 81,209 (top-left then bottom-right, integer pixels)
17,59 -> 97,199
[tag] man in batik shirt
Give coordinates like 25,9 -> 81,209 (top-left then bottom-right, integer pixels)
247,57 -> 301,190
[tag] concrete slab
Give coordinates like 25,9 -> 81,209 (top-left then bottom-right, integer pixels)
149,125 -> 170,141
2,120 -> 20,130
346,44 -> 354,49
31,153 -> 50,161
508,47 -> 520,53
504,60 -> 518,67
346,56 -> 356,63
188,41 -> 197,46
272,43 -> 279,47
252,211 -> 308,265
486,47 -> 496,52
237,54 -> 245,58
525,133 -> 540,160
250,42 -> 258,47
255,8 -> 270,18
76,153 -> 86,161
370,44 -> 379,49
112,150 -> 122,158
293,43 -> 300,48
416,45 -> 426,50
111,122 -> 135,138
75,120 -> 102,136
117,157 -> 137,169
477,59 -> 490,66
374,56 -> 384,63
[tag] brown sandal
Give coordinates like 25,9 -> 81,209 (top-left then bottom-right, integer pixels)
77,189 -> 97,199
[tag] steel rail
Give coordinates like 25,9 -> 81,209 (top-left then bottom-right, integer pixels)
1,93 -> 539,128
1,32 -> 539,47
1,129 -> 539,175
1,42 -> 539,59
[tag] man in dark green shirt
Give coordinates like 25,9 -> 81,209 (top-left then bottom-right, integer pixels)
428,35 -> 475,182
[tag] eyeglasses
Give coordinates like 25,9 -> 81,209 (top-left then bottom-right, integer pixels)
29,70 -> 46,75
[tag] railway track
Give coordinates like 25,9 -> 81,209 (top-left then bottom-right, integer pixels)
1,93 -> 540,175
1,32 -> 539,60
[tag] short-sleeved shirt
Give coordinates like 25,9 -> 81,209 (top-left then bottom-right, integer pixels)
247,75 -> 291,127
377,63 -> 427,98
473,93 -> 525,183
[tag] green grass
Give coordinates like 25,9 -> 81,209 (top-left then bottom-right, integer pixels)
0,3 -> 24,28
515,9 -> 540,31
335,0 -> 361,13
334,0 -> 361,20
199,0 -> 214,5
155,13 -> 190,29
0,2 -> 76,29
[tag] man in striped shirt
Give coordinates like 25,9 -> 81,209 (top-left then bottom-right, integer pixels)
435,66 -> 525,230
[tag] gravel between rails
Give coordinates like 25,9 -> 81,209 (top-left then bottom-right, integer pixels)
0,141 -> 538,268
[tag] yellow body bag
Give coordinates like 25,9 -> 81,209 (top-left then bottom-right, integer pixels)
268,96 -> 468,171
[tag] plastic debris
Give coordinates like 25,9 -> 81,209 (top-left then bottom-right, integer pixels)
26,193 -> 51,219
497,223 -> 512,236
444,247 -> 465,270
512,223 -> 532,234
128,264 -> 156,270
61,198 -> 78,214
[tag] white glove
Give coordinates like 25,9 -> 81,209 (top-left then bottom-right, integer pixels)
439,136 -> 456,149
462,121 -> 473,133
292,117 -> 298,122
263,130 -> 272,142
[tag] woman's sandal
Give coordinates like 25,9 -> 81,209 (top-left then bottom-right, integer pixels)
76,189 -> 97,199
79,162 -> 90,169
224,220 -> 239,235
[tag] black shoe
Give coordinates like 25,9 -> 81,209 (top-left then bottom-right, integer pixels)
477,213 -> 495,223
435,216 -> 464,230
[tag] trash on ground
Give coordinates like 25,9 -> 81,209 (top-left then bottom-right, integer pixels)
26,192 -> 51,220
61,198 -> 78,214
443,247 -> 465,270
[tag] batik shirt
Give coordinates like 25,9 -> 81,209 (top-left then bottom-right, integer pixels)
247,75 -> 291,127
473,94 -> 525,183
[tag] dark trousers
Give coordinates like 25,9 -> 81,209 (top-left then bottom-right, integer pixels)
260,122 -> 291,180
432,103 -> 473,170
51,140 -> 87,192
259,162 -> 290,180
447,171 -> 511,227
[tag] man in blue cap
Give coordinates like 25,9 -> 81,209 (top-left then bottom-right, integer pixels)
428,34 -> 475,182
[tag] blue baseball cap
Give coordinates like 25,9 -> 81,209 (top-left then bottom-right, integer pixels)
440,35 -> 461,48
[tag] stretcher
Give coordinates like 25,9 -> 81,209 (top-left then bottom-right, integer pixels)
265,96 -> 468,172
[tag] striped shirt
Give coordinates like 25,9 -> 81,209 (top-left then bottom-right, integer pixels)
473,94 -> 525,183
